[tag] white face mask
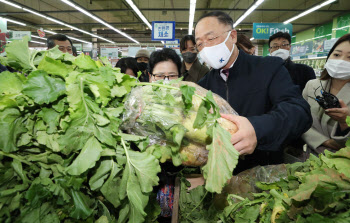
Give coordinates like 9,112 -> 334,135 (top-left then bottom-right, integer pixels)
271,49 -> 290,61
325,59 -> 350,80
199,31 -> 234,69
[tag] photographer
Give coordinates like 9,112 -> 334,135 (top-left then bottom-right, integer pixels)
302,34 -> 350,155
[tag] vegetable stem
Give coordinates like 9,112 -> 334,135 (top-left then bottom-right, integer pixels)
134,82 -> 207,101
0,151 -> 32,166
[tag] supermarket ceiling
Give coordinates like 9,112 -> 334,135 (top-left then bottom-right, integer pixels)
1,0 -> 350,46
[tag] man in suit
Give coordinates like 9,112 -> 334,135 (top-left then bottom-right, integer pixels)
269,32 -> 316,91
195,11 -> 312,173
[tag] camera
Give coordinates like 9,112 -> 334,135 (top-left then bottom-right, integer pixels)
315,91 -> 341,109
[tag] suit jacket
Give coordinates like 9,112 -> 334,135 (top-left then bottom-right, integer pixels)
181,58 -> 209,83
302,79 -> 350,149
284,58 -> 316,91
198,50 -> 312,171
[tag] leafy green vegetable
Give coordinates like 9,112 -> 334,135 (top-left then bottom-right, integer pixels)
23,70 -> 65,105
202,123 -> 239,193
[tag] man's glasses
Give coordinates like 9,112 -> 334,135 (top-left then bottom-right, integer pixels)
269,44 -> 290,50
195,30 -> 232,51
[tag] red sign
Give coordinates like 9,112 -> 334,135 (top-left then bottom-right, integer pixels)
37,28 -> 45,38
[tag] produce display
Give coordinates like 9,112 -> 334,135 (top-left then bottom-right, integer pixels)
0,37 -> 240,222
179,135 -> 350,223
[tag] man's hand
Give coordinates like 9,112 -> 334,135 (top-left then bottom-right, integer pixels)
325,99 -> 350,131
221,114 -> 257,155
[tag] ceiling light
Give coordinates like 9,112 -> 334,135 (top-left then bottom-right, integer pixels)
0,16 -> 26,26
125,0 -> 152,30
0,0 -> 22,9
30,40 -> 46,45
188,0 -> 196,35
44,29 -> 57,34
284,0 -> 336,24
31,35 -> 46,40
250,37 -> 254,41
0,0 -> 114,43
233,0 -> 265,28
61,0 -> 138,44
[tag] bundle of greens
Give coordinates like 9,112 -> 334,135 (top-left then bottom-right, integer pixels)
0,37 -> 162,222
178,127 -> 350,223
0,37 -> 240,222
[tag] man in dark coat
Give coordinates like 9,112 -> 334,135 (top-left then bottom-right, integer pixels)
195,11 -> 312,173
268,32 -> 316,91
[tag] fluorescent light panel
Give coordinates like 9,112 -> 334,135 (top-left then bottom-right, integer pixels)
30,40 -> 45,45
125,0 -> 152,30
188,0 -> 196,35
284,0 -> 336,24
0,16 -> 26,26
0,0 -> 110,43
61,0 -> 139,44
233,0 -> 265,28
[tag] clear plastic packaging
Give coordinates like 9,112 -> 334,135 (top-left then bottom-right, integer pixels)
121,81 -> 238,166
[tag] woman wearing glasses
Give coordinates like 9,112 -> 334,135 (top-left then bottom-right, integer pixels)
302,34 -> 350,157
148,48 -> 182,83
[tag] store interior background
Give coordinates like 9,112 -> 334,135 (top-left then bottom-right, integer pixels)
1,0 -> 350,76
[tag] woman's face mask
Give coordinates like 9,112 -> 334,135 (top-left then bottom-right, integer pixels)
182,52 -> 197,63
325,59 -> 350,80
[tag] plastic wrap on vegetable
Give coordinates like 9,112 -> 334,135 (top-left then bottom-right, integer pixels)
213,164 -> 287,210
121,81 -> 238,167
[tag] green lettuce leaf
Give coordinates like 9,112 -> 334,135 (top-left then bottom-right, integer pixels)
66,137 -> 103,175
119,140 -> 161,222
202,123 -> 239,193
23,70 -> 66,105
0,71 -> 23,94
0,108 -> 26,153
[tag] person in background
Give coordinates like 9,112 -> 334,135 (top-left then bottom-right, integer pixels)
180,35 -> 209,82
47,34 -> 73,54
72,46 -> 78,57
115,57 -> 139,78
195,11 -> 312,173
148,48 -> 181,83
236,34 -> 256,55
302,33 -> 350,157
135,49 -> 150,82
269,32 -> 316,91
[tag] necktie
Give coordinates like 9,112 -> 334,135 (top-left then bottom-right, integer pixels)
222,69 -> 229,79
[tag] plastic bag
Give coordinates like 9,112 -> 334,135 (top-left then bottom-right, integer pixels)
121,81 -> 238,166
213,164 -> 287,210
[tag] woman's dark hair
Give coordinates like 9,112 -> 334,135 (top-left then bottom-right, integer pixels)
320,33 -> 350,80
115,57 -> 139,77
180,35 -> 196,52
148,48 -> 182,76
268,32 -> 291,47
47,34 -> 72,49
236,34 -> 254,52
197,11 -> 233,28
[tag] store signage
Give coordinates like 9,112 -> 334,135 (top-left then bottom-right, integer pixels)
128,47 -> 141,57
324,38 -> 338,52
83,43 -> 92,51
100,47 -> 118,59
152,21 -> 175,41
165,39 -> 179,48
253,23 -> 293,40
0,19 -> 7,56
7,31 -> 31,41
37,28 -> 45,38
73,43 -> 82,51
